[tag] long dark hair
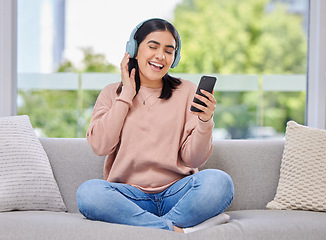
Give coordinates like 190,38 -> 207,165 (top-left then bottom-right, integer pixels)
116,19 -> 181,100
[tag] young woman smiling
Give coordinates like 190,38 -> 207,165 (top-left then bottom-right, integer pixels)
77,18 -> 234,233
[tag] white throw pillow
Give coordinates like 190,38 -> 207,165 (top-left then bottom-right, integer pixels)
0,115 -> 66,212
267,121 -> 326,212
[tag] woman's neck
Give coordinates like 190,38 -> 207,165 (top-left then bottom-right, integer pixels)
140,78 -> 163,89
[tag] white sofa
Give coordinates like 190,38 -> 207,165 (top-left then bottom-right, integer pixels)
1,138 -> 326,240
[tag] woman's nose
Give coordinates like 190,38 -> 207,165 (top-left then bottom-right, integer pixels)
155,49 -> 165,60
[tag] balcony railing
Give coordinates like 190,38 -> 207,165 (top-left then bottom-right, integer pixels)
17,73 -> 306,139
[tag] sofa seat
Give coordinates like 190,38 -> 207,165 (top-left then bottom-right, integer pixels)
1,210 -> 326,240
188,210 -> 326,240
0,211 -> 185,240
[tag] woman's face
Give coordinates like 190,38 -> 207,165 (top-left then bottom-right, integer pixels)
136,30 -> 176,87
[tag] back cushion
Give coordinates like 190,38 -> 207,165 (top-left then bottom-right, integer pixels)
201,140 -> 285,211
40,138 -> 105,213
42,138 -> 285,212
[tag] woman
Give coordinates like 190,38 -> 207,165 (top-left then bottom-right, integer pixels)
77,18 -> 234,233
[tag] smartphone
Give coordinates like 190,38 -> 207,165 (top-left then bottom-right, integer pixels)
190,76 -> 217,112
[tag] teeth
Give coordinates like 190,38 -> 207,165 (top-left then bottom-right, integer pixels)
149,62 -> 163,68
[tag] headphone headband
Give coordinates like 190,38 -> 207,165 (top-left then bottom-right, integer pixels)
125,18 -> 181,68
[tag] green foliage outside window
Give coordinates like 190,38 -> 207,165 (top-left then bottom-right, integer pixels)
18,48 -> 118,138
171,0 -> 307,137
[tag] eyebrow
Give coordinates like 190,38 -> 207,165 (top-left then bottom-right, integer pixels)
147,40 -> 175,50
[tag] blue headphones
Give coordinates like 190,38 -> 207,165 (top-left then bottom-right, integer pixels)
125,19 -> 181,69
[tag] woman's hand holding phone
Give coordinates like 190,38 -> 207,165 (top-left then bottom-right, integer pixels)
191,90 -> 216,122
120,53 -> 136,91
190,76 -> 217,122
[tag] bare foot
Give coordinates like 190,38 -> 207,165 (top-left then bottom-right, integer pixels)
173,225 -> 184,233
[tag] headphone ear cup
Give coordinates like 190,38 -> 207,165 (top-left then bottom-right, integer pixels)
171,37 -> 181,68
126,39 -> 138,58
171,52 -> 181,68
126,21 -> 144,58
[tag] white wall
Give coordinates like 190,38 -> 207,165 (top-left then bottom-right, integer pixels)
0,0 -> 17,117
307,0 -> 326,129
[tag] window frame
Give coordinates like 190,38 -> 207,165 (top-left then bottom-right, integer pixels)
306,0 -> 326,129
0,0 -> 17,117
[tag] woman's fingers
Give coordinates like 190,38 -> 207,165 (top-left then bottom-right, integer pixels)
200,90 -> 217,105
129,68 -> 136,87
191,90 -> 217,122
120,53 -> 136,90
194,91 -> 216,110
120,53 -> 129,75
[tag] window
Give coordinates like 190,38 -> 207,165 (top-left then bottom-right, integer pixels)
16,0 -> 310,138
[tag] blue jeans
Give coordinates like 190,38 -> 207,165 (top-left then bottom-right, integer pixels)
77,169 -> 234,231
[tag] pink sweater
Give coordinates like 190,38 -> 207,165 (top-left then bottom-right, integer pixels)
86,80 -> 214,193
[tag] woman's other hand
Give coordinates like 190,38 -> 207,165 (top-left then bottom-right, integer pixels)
120,53 -> 136,90
191,90 -> 217,122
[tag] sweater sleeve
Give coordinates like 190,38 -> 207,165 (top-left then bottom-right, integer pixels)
178,81 -> 214,168
86,85 -> 136,156
180,117 -> 214,168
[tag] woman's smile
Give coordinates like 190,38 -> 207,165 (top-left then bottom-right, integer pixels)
148,61 -> 164,71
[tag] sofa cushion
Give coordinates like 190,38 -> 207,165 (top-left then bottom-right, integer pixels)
267,121 -> 326,212
39,138 -> 105,213
0,211 -> 187,240
202,139 -> 284,211
3,210 -> 321,240
0,115 -> 66,212
187,210 -> 326,240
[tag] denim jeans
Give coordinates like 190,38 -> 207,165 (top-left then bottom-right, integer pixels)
77,169 -> 234,231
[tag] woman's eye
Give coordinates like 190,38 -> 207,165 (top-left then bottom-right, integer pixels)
165,50 -> 173,55
149,46 -> 157,49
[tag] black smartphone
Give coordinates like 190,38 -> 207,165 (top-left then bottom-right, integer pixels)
190,76 -> 217,112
